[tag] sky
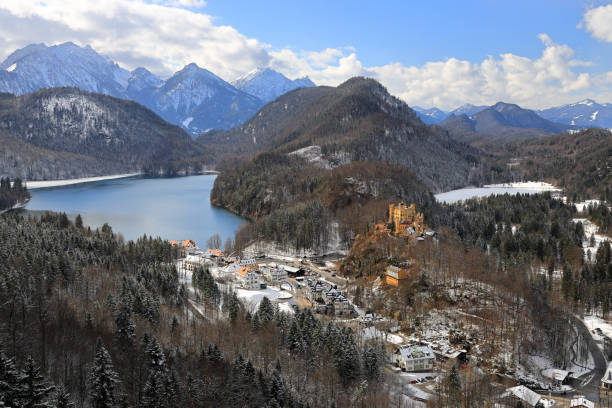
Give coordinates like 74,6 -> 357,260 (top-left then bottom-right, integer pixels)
0,0 -> 611,110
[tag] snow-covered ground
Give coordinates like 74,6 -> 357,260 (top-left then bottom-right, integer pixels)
233,286 -> 294,313
483,181 -> 560,191
25,173 -> 140,189
573,218 -> 610,261
582,314 -> 612,355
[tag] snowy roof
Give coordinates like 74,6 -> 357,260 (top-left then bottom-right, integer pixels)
542,368 -> 569,382
396,346 -> 434,362
571,396 -> 594,408
280,265 -> 299,273
502,385 -> 541,406
224,263 -> 241,273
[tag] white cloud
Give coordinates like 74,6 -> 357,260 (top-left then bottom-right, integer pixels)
0,0 -> 609,109
581,4 -> 612,42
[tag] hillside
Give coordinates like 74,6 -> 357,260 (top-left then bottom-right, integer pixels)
539,99 -> 612,129
508,128 -> 612,201
213,155 -> 438,253
0,88 -> 210,180
200,77 -> 488,193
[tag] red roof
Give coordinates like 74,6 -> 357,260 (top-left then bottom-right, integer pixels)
235,266 -> 250,277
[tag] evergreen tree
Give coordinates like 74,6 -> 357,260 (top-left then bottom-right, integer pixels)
18,356 -> 55,407
89,339 -> 120,408
53,384 -> 75,408
257,296 -> 275,324
0,351 -> 23,407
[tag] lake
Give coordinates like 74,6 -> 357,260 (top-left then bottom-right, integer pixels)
435,184 -> 560,204
25,175 -> 246,247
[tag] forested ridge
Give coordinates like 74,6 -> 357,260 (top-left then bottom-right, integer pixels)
0,88 -> 212,180
0,212 -> 390,407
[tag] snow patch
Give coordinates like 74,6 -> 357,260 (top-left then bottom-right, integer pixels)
182,117 -> 194,128
25,173 -> 140,189
6,63 -> 16,72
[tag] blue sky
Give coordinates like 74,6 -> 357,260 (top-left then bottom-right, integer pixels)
204,0 -> 603,67
0,0 -> 611,109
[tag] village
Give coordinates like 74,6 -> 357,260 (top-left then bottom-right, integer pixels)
170,202 -> 612,408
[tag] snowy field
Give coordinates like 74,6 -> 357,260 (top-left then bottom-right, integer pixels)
234,286 -> 294,314
582,314 -> 612,356
25,173 -> 140,189
483,182 -> 560,191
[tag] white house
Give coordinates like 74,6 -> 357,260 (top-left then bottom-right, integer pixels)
571,396 -> 594,408
394,346 -> 435,372
183,254 -> 211,271
502,385 -> 543,407
235,266 -> 259,290
332,294 -> 350,316
238,258 -> 257,268
263,264 -> 287,282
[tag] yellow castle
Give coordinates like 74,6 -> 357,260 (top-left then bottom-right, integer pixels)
388,203 -> 425,236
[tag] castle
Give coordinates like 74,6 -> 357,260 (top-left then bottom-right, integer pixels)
388,202 -> 425,237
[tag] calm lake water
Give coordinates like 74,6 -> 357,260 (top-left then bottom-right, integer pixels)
435,186 -> 556,204
26,175 -> 246,246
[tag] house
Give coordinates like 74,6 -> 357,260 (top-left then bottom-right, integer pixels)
235,266 -> 259,290
502,385 -> 543,407
281,265 -> 302,277
206,248 -> 223,258
394,346 -> 435,372
183,254 -> 210,271
385,262 -> 414,286
171,239 -> 198,257
308,280 -> 327,303
571,396 -> 595,408
262,264 -> 287,282
238,258 -> 257,269
332,294 -> 351,316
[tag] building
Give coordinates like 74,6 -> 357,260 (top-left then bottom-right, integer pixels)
171,239 -> 198,257
206,248 -> 223,258
388,203 -> 425,237
262,263 -> 287,282
571,396 -> 594,408
238,258 -> 257,268
602,362 -> 612,390
502,385 -> 546,407
394,346 -> 435,372
385,262 -> 414,286
235,266 -> 259,290
183,254 -> 211,271
332,294 -> 351,316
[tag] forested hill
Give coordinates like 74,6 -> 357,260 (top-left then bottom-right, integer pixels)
198,77 -> 490,193
493,128 -> 612,201
0,88 -> 212,180
212,154 -> 439,252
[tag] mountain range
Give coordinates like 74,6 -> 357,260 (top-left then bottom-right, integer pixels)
0,42 -> 315,135
440,102 -> 570,143
415,99 -> 612,130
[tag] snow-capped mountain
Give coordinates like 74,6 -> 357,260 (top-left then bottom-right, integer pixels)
232,67 -> 315,103
449,103 -> 488,117
538,99 -> 612,129
1,42 -> 324,134
152,63 -> 263,134
412,106 -> 448,124
0,42 -> 131,97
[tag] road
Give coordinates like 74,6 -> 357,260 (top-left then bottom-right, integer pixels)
570,314 -> 607,402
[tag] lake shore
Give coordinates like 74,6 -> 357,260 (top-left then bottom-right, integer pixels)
25,173 -> 141,189
483,181 -> 560,191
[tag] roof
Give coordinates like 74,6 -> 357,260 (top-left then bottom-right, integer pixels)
206,248 -> 222,256
238,258 -> 256,266
281,265 -> 299,273
503,385 -> 541,406
396,346 -> 434,362
224,263 -> 241,273
571,396 -> 594,408
182,239 -> 196,248
170,240 -> 179,246
542,368 -> 569,382
235,266 -> 251,277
